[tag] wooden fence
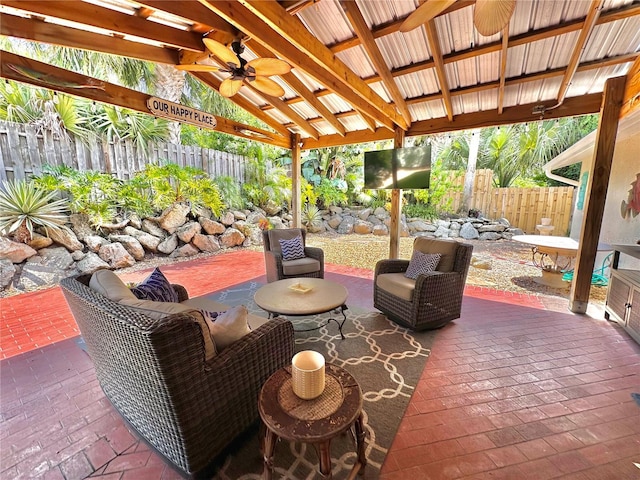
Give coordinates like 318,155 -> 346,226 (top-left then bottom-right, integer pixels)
440,169 -> 574,234
0,121 -> 247,183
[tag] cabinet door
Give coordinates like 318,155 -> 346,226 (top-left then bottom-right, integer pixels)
607,275 -> 631,324
627,286 -> 640,339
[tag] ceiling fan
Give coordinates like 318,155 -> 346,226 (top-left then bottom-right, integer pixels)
399,0 -> 516,36
177,38 -> 291,97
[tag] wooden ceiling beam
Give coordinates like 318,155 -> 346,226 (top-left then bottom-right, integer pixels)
248,42 -> 346,136
2,1 -> 206,52
621,55 -> 640,118
340,0 -> 412,126
1,13 -> 179,65
556,0 -> 604,105
424,21 -> 454,121
0,51 -> 289,148
226,0 -> 407,131
498,25 -> 509,115
189,72 -> 291,138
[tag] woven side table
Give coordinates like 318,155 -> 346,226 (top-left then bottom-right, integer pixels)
258,363 -> 366,479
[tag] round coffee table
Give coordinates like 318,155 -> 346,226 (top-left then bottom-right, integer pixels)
258,364 -> 366,479
254,278 -> 349,338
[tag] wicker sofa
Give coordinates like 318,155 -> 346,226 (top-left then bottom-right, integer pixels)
60,274 -> 294,478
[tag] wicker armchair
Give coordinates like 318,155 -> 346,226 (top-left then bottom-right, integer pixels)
60,274 -> 294,478
374,238 -> 473,330
262,228 -> 324,283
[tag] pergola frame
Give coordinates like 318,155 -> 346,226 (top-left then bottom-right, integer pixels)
1,0 -> 640,313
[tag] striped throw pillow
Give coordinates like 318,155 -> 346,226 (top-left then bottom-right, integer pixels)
405,252 -> 442,279
279,235 -> 305,261
130,268 -> 179,303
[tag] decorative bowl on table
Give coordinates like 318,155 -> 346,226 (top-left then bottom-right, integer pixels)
288,282 -> 313,294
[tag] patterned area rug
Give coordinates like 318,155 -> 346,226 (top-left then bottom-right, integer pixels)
206,280 -> 437,480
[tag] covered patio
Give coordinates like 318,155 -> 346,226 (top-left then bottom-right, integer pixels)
1,1 -> 640,478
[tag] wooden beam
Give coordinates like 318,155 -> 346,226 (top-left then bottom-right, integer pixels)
621,55 -> 640,118
291,133 -> 302,228
389,128 -> 405,260
2,1 -> 205,52
340,0 -> 412,126
497,25 -> 509,115
424,21 -> 454,121
569,76 -> 626,313
227,0 -> 408,131
248,42 -> 346,136
0,51 -> 289,148
556,0 -> 604,105
0,13 -> 179,65
189,72 -> 291,138
301,127 -> 394,150
255,90 -> 320,140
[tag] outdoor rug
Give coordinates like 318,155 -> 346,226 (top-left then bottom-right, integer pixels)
204,280 -> 438,480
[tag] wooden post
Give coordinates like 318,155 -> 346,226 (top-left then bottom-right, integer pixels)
389,127 -> 405,259
291,133 -> 302,228
569,75 -> 626,313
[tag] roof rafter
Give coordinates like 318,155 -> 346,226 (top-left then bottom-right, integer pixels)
498,25 -> 509,115
424,20 -> 454,121
340,0 -> 412,126
218,0 -> 407,131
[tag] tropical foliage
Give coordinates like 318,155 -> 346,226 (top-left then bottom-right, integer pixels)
0,179 -> 69,243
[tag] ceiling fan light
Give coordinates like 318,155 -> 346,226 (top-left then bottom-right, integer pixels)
474,0 -> 515,36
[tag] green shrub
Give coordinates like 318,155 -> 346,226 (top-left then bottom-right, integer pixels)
0,180 -> 69,243
302,203 -> 323,229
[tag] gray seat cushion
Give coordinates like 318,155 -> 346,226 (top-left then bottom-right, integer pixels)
282,257 -> 321,276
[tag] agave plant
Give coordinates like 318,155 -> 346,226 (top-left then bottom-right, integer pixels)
0,180 -> 69,243
302,203 -> 323,229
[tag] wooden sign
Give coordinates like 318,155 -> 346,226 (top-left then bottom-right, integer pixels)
146,97 -> 217,129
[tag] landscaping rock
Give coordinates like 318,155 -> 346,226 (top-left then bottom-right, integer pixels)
337,216 -> 355,234
170,244 -> 199,258
246,211 -> 268,226
263,201 -> 281,216
99,218 -> 130,232
156,202 -> 190,234
128,213 -> 142,230
408,220 -> 436,233
176,221 -> 202,243
327,215 -> 342,230
141,219 -> 166,238
69,214 -> 94,241
232,210 -> 247,221
219,211 -> 235,226
479,231 -> 502,241
244,225 -> 264,246
372,224 -> 388,236
158,234 -> 178,255
123,226 -> 161,252
0,258 -> 16,288
199,217 -> 225,235
479,223 -> 506,233
434,225 -> 451,238
109,234 -> 145,261
460,222 -> 480,240
16,259 -> 76,292
354,221 -> 373,235
38,247 -> 75,270
220,228 -> 245,248
76,252 -> 110,274
358,208 -> 372,221
269,217 -> 287,229
329,206 -> 343,215
232,220 -> 251,237
0,237 -> 37,263
471,255 -> 493,270
374,207 -> 387,219
47,227 -> 83,252
27,233 -> 53,250
85,235 -> 110,252
71,251 -> 85,261
192,233 -> 221,252
98,243 -> 136,269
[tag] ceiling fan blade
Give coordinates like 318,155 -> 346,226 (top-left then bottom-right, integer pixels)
203,38 -> 240,68
248,76 -> 285,97
399,0 -> 457,33
219,78 -> 243,97
246,58 -> 291,76
174,64 -> 219,72
474,0 -> 515,36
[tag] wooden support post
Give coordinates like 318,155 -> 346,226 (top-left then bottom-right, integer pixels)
291,133 -> 302,228
389,127 -> 405,259
569,75 -> 626,313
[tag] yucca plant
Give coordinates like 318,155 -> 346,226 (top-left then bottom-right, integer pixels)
302,203 -> 323,229
0,180 -> 69,243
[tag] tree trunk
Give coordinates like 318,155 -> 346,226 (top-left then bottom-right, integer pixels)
155,65 -> 186,145
461,128 -> 480,215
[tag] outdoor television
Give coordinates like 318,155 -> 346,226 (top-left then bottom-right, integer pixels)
363,145 -> 431,189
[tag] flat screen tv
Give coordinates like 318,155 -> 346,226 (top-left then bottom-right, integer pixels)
364,145 -> 431,189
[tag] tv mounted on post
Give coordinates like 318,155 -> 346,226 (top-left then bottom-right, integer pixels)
363,144 -> 432,189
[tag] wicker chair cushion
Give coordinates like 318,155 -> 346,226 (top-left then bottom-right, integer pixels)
267,228 -> 304,253
282,257 -> 321,276
130,268 -> 179,303
90,270 -> 217,360
376,273 -> 416,301
405,252 -> 441,279
203,305 -> 251,350
182,297 -> 270,330
413,237 -> 459,272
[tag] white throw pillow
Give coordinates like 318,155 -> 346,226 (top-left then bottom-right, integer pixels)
204,305 -> 251,350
